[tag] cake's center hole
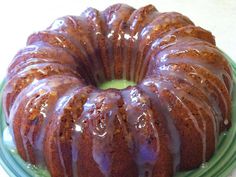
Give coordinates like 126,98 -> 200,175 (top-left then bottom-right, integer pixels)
99,79 -> 136,90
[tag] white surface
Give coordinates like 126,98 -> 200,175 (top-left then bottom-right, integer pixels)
0,0 -> 235,176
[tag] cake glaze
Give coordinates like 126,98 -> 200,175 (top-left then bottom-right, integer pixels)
2,3 -> 233,177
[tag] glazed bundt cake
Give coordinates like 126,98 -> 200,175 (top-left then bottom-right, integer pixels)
2,3 -> 233,177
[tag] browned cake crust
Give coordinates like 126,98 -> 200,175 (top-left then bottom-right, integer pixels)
2,3 -> 233,177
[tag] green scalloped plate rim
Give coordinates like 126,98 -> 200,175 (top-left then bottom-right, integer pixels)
0,52 -> 236,177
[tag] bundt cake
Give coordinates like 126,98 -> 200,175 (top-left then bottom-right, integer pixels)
2,3 -> 233,177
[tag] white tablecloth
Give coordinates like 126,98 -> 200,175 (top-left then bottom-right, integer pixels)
0,0 -> 235,176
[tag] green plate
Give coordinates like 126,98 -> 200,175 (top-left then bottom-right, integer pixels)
0,53 -> 236,177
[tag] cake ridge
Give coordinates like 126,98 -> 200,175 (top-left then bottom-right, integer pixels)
139,82 -> 181,173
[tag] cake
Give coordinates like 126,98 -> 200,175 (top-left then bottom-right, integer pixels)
2,3 -> 233,177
